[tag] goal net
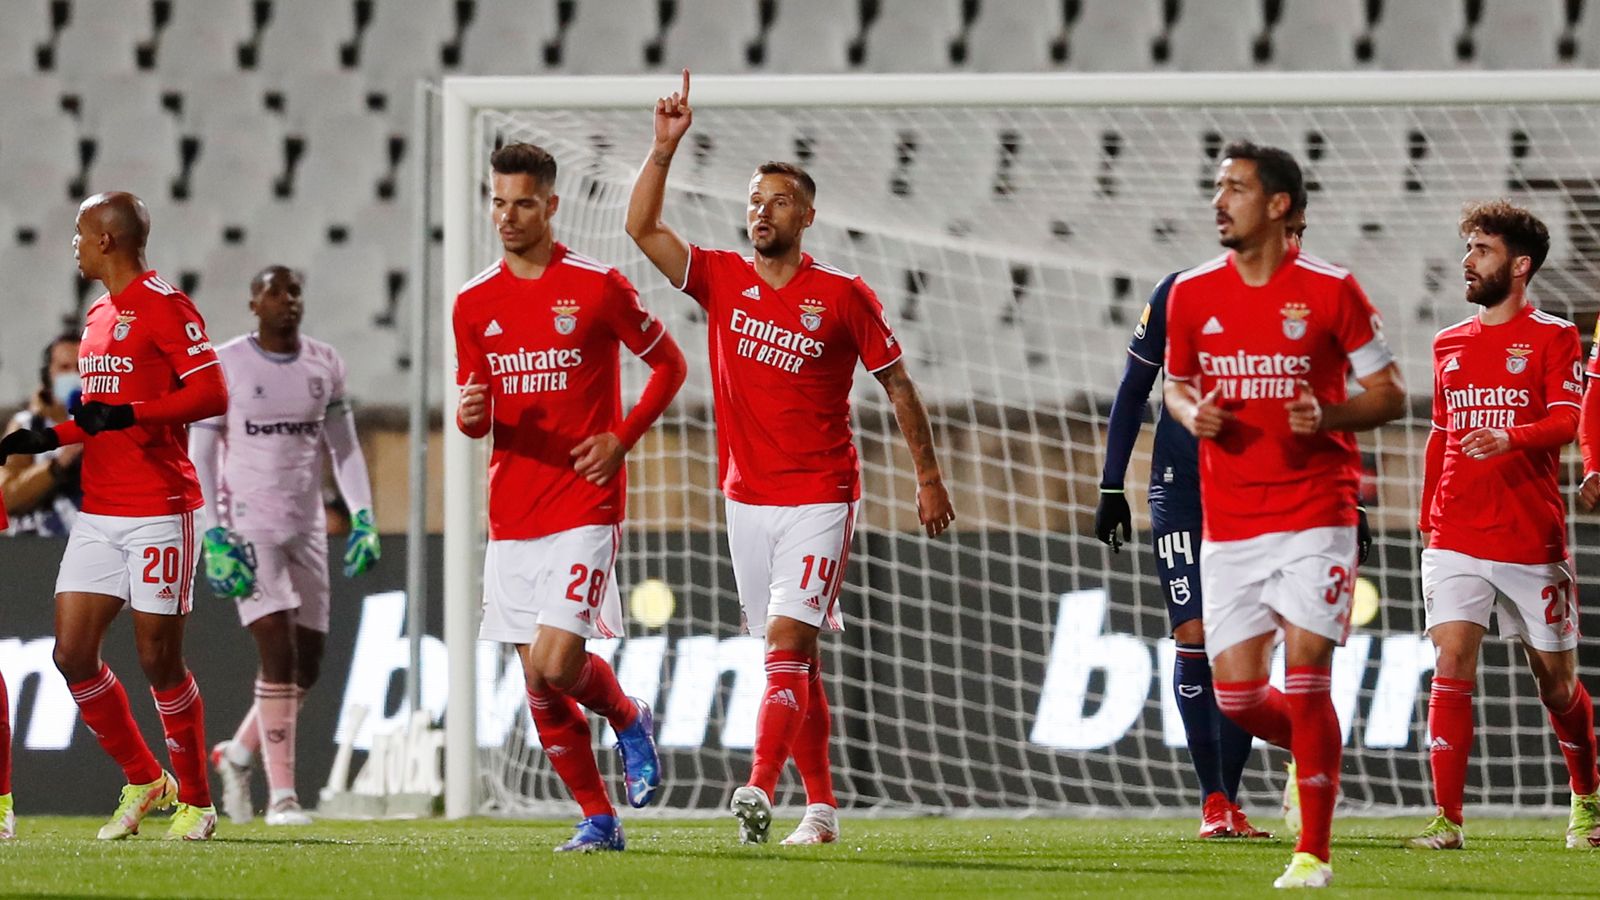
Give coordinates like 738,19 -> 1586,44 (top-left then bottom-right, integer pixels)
439,73 -> 1600,818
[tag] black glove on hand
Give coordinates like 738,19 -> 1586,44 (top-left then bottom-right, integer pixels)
1094,489 -> 1132,552
1357,505 -> 1372,565
75,401 -> 136,435
0,427 -> 60,461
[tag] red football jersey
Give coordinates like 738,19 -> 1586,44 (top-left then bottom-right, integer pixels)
453,244 -> 666,541
678,246 -> 902,506
1164,247 -> 1392,542
1428,306 -> 1581,564
77,272 -> 220,516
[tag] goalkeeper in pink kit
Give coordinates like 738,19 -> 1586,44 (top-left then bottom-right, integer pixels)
191,266 -> 380,825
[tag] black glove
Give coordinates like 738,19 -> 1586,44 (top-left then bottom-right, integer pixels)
1094,489 -> 1132,552
75,401 -> 136,435
0,427 -> 60,461
1357,504 -> 1372,565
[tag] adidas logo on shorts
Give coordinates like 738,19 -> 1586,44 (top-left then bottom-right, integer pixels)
156,586 -> 176,600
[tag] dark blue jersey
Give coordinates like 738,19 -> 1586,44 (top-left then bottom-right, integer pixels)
1098,272 -> 1201,529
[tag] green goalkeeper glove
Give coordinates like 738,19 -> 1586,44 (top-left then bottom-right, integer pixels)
343,508 -> 380,577
202,526 -> 257,599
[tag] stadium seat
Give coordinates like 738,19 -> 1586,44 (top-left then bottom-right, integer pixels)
244,200 -> 328,270
457,0 -> 559,75
860,0 -> 964,73
169,72 -> 271,127
144,200 -> 225,276
255,0 -> 354,76
153,0 -> 255,75
72,75 -> 165,126
657,0 -> 762,73
763,0 -> 858,73
1167,0 -> 1263,71
965,0 -> 1066,72
1473,0 -> 1569,69
0,75 -> 67,132
54,6 -> 147,79
357,0 -> 455,82
185,113 -> 289,210
292,113 -> 393,216
1371,0 -> 1467,71
0,113 -> 81,206
304,243 -> 396,398
556,0 -> 659,74
1268,0 -> 1366,70
0,1 -> 54,75
84,109 -> 181,174
277,70 -> 370,126
347,198 -> 417,271
1066,0 -> 1163,72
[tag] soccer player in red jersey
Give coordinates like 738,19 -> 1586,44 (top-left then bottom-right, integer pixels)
453,143 -> 686,852
1410,201 -> 1599,851
0,193 -> 227,840
1162,143 -> 1405,888
628,71 -> 955,846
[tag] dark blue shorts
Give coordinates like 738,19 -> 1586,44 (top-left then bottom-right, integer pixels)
1153,526 -> 1203,631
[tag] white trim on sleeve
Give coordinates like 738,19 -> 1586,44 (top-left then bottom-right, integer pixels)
179,359 -> 222,380
867,351 -> 904,375
1548,401 -> 1581,411
672,248 -> 693,291
1348,336 -> 1395,379
634,328 -> 666,358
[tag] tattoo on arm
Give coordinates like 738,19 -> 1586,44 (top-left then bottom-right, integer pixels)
879,365 -> 941,480
651,150 -> 673,167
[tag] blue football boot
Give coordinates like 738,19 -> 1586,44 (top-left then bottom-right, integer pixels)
554,814 -> 625,853
614,699 -> 663,808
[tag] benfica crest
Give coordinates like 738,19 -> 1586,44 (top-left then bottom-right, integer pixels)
113,312 -> 136,341
1506,344 -> 1532,374
1280,302 -> 1310,340
799,302 -> 825,332
552,302 -> 579,335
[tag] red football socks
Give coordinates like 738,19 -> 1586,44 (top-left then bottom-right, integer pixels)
1213,678 -> 1293,749
791,659 -> 838,808
1427,677 -> 1475,824
152,672 -> 212,808
746,650 -> 812,801
1547,681 -> 1599,796
528,688 -> 613,818
70,665 -> 161,786
1286,666 -> 1340,863
567,653 -> 639,733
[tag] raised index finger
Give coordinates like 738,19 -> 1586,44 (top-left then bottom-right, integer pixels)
680,68 -> 690,103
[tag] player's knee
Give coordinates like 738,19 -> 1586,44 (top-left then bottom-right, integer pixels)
1171,619 -> 1205,645
135,645 -> 185,690
1535,669 -> 1579,710
52,643 -> 99,683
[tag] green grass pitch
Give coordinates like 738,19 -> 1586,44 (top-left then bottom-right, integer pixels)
0,816 -> 1592,897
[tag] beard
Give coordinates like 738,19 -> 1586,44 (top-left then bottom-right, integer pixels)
752,230 -> 795,258
1466,264 -> 1512,307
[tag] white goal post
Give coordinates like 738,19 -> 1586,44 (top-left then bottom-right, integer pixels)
439,72 -> 1600,820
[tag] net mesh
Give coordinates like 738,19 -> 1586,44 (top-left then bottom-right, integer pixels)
458,98 -> 1600,816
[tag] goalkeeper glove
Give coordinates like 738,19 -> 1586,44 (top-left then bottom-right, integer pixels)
1357,504 -> 1372,565
1094,488 -> 1132,553
75,401 -> 136,435
0,427 -> 59,461
343,508 -> 380,577
202,526 -> 257,599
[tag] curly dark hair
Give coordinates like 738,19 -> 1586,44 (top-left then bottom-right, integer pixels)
1460,199 -> 1550,281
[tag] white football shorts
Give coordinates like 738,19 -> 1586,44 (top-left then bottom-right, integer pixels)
233,531 -> 331,633
479,524 -> 623,643
1421,548 -> 1578,652
1201,525 -> 1358,658
725,498 -> 857,637
56,510 -> 199,615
